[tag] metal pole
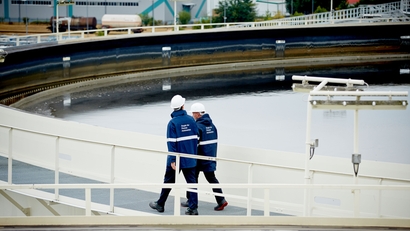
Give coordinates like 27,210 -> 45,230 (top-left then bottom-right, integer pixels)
152,0 -> 155,27
247,164 -> 253,216
86,0 -> 89,33
55,137 -> 60,201
173,154 -> 180,216
354,109 -> 359,155
224,0 -> 226,23
312,0 -> 314,13
8,128 -> 12,184
25,0 -> 28,34
303,94 -> 313,216
174,0 -> 177,31
353,108 -> 360,217
19,1 -> 21,23
56,0 -> 59,39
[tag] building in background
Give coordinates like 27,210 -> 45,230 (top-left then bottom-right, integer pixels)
0,0 -> 209,24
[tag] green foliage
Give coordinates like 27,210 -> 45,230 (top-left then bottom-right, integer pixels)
314,6 -> 327,13
178,11 -> 191,24
22,17 -> 29,24
359,0 -> 397,4
273,11 -> 285,19
95,30 -> 105,36
263,11 -> 272,21
214,0 -> 257,23
337,0 -> 349,9
286,0 -> 350,14
0,17 -> 4,23
193,18 -> 214,29
139,13 -> 152,26
293,11 -> 304,16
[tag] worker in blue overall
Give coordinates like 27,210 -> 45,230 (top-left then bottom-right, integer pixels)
181,102 -> 228,211
149,95 -> 199,215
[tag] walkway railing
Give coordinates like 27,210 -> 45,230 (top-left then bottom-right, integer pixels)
1,96 -> 409,218
1,182 -> 409,217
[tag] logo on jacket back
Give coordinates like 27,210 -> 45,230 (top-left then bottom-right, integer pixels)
181,124 -> 191,132
206,126 -> 214,134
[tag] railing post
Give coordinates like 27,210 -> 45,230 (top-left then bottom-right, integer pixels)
377,178 -> 383,217
85,188 -> 91,216
246,163 -> 253,216
55,137 -> 60,201
174,154 -> 181,216
7,128 -> 12,184
110,145 -> 115,213
264,188 -> 270,216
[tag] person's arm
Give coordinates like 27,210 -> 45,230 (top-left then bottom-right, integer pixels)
167,122 -> 177,167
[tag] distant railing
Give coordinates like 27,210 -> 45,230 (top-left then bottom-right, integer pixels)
1,0 -> 409,48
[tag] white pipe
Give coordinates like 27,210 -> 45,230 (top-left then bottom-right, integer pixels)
310,91 -> 408,96
174,154 -> 180,216
353,109 -> 361,217
85,188 -> 91,216
354,109 -> 359,155
312,80 -> 328,91
55,137 -> 60,201
110,146 -> 115,213
56,1 -> 59,39
264,188 -> 270,216
8,128 -> 12,184
292,75 -> 365,85
247,164 -> 253,216
303,95 -> 313,216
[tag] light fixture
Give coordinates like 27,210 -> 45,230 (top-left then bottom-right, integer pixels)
352,154 -> 361,177
309,139 -> 318,160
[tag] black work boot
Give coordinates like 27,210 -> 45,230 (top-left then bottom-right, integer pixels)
149,201 -> 164,213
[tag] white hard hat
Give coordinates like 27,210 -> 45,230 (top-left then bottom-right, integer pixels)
170,95 -> 185,109
190,103 -> 206,113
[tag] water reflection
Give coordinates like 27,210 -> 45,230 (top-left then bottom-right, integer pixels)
20,61 -> 410,164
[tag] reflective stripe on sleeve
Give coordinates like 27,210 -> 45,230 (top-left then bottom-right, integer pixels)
199,139 -> 218,145
167,135 -> 198,143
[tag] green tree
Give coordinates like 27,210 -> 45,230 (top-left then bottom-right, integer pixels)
359,0 -> 396,4
314,6 -> 327,13
179,11 -> 191,24
286,0 -> 350,14
214,0 -> 257,23
139,13 -> 152,26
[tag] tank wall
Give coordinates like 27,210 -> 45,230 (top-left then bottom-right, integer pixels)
0,24 -> 409,98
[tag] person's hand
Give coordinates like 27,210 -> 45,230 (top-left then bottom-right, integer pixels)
171,162 -> 176,170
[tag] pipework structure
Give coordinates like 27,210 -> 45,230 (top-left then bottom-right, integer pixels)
292,75 -> 408,217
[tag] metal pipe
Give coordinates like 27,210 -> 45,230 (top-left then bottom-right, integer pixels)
55,137 -> 60,201
310,91 -> 408,96
8,128 -> 12,184
110,146 -> 115,213
303,94 -> 313,216
292,75 -> 365,85
247,164 -> 253,216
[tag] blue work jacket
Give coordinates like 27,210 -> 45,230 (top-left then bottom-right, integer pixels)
166,109 -> 198,169
196,113 -> 218,172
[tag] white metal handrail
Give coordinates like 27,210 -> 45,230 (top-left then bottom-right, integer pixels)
1,123 -> 409,184
1,182 -> 409,217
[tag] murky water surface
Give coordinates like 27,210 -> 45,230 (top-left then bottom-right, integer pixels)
25,62 -> 410,164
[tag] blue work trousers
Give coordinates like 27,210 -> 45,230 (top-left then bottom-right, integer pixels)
157,166 -> 198,210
